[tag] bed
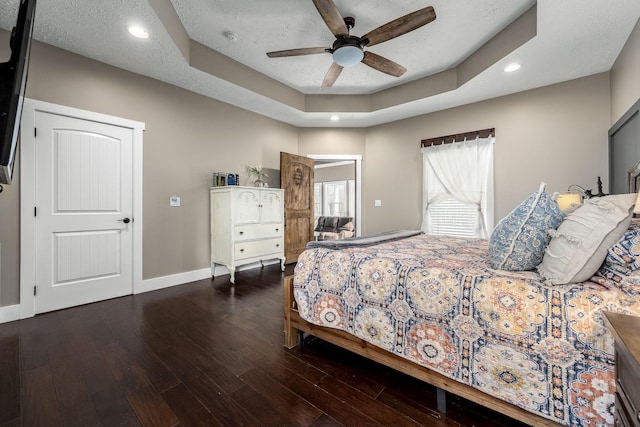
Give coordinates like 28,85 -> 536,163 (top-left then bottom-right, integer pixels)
284,193 -> 640,426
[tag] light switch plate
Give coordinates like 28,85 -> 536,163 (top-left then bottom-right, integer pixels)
374,199 -> 382,207
170,196 -> 180,207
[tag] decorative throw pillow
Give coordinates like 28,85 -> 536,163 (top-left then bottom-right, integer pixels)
595,219 -> 640,277
604,218 -> 640,274
537,193 -> 636,285
339,221 -> 354,232
489,182 -> 565,271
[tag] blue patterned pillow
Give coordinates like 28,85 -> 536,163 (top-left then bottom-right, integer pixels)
489,183 -> 565,271
596,219 -> 640,277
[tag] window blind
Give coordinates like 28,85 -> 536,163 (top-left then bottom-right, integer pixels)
427,199 -> 479,238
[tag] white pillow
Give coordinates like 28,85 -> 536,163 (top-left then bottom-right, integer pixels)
537,193 -> 636,285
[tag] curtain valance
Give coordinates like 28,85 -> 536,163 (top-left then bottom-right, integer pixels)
421,128 -> 495,147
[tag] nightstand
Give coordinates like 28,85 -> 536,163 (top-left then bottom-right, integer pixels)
603,312 -> 640,427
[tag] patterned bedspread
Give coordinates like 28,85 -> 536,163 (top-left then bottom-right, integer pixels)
293,233 -> 640,426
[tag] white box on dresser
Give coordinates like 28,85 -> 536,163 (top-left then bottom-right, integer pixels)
210,186 -> 285,283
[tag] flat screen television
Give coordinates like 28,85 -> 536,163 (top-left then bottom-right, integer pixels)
0,0 -> 36,185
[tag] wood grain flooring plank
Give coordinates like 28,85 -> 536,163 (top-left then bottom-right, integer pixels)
260,363 -> 382,426
236,344 -> 328,386
152,345 -> 261,427
230,383 -> 296,427
18,330 -> 53,371
153,324 -> 246,394
0,336 -> 20,424
238,368 -> 323,426
161,383 -> 223,427
48,356 -> 101,427
21,365 -> 63,427
375,388 -> 452,426
105,321 -> 181,393
0,417 -> 21,427
103,342 -> 179,427
90,381 -> 143,427
309,414 -> 345,427
54,317 -> 142,426
315,376 -> 426,427
287,340 -> 388,398
175,320 -> 254,376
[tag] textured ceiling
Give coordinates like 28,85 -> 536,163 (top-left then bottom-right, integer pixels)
172,0 -> 532,94
0,0 -> 639,127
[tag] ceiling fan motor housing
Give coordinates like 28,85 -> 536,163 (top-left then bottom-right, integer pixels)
331,36 -> 364,66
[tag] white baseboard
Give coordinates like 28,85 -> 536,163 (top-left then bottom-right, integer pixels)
0,304 -> 21,324
134,261 -> 280,294
135,267 -> 212,294
3,262 -> 280,324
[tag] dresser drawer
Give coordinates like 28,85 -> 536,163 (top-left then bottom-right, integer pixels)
234,224 -> 283,241
235,238 -> 283,260
617,349 -> 640,426
616,390 -> 635,427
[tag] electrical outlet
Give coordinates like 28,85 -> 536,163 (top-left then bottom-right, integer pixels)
374,200 -> 382,207
170,196 -> 180,207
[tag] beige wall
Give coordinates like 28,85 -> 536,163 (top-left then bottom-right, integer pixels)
315,164 -> 356,182
0,36 -> 298,306
1,20 -> 637,308
298,128 -> 367,156
300,73 -> 611,234
371,73 -> 611,232
0,153 -> 19,306
611,18 -> 640,124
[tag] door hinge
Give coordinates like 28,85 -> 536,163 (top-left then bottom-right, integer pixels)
34,206 -> 37,217
33,286 -> 37,296
34,128 -> 37,138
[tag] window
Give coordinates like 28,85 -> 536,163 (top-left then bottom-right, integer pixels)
323,181 -> 347,216
421,136 -> 494,238
314,180 -> 356,218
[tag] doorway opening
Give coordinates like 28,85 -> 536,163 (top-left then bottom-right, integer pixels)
307,154 -> 362,237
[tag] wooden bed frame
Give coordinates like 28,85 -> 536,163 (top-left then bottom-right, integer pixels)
283,276 -> 561,427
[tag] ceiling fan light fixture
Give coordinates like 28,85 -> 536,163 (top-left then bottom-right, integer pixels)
333,45 -> 364,67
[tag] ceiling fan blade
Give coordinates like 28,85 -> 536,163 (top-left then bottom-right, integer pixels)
362,51 -> 406,77
312,0 -> 349,37
361,6 -> 436,47
321,62 -> 343,88
267,47 -> 328,58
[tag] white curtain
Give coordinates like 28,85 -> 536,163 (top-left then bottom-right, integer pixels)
421,136 -> 494,238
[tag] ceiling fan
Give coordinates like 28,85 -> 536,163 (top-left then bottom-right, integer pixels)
266,0 -> 436,88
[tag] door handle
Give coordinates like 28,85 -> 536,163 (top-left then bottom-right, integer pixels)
118,218 -> 131,224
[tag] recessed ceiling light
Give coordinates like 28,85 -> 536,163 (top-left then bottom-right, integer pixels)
504,62 -> 521,73
128,26 -> 149,39
330,115 -> 340,121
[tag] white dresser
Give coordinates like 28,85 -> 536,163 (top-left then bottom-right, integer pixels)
210,186 -> 285,283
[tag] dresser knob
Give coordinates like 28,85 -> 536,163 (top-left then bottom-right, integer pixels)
276,244 -> 279,247
239,231 -> 244,235
240,249 -> 244,253
275,228 -> 279,232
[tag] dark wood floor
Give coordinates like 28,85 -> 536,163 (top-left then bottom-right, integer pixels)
0,264 -> 529,427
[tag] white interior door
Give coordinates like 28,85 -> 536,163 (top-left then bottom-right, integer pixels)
33,111 -> 134,313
